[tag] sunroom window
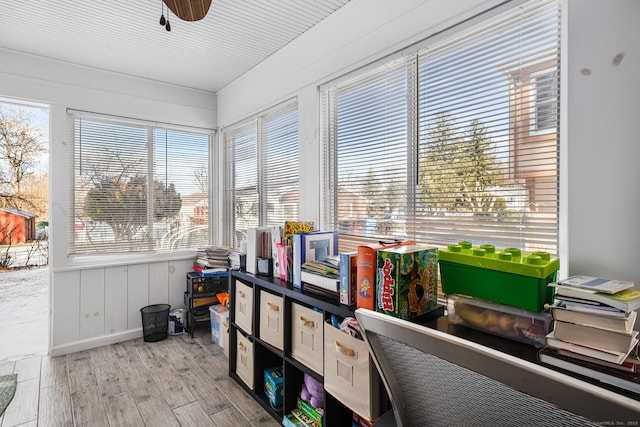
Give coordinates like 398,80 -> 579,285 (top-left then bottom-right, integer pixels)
223,99 -> 299,248
70,113 -> 212,255
322,0 -> 560,256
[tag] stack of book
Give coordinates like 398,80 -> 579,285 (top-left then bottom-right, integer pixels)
300,255 -> 340,297
193,246 -> 230,277
540,275 -> 640,393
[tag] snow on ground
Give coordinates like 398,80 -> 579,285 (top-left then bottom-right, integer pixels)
0,266 -> 49,362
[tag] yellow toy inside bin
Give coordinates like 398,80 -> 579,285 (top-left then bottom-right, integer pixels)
447,293 -> 552,347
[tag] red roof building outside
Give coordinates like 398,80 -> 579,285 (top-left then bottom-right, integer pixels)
0,208 -> 38,244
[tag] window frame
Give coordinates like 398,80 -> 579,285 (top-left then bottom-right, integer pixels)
222,98 -> 299,249
322,0 -> 561,256
530,68 -> 559,135
69,111 -> 214,259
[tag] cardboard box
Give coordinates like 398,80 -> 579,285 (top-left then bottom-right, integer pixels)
291,302 -> 324,375
236,331 -> 254,390
376,245 -> 438,320
297,396 -> 324,427
356,241 -> 415,310
352,412 -> 374,427
259,290 -> 284,350
264,366 -> 284,410
323,321 -> 380,420
234,279 -> 253,334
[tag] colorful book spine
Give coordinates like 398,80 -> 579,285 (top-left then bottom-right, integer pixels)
340,252 -> 357,306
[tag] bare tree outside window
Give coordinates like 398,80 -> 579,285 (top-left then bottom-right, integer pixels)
0,105 -> 48,216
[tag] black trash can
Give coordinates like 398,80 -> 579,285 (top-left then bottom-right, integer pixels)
140,304 -> 171,342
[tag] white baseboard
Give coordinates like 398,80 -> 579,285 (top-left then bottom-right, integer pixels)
49,328 -> 143,357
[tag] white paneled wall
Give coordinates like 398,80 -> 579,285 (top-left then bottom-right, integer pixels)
0,46 -> 216,357
51,258 -> 194,356
79,268 -> 105,340
105,266 -> 128,334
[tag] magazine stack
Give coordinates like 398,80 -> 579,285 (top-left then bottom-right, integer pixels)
540,275 -> 640,394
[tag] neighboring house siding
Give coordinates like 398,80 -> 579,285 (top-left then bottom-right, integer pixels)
0,209 -> 37,243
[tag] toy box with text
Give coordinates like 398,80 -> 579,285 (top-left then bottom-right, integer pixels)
263,366 -> 284,410
376,245 -> 438,320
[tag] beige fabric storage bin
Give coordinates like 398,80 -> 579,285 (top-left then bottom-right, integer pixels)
235,280 -> 253,334
259,290 -> 284,350
324,320 -> 381,420
235,331 -> 254,390
290,302 -> 324,375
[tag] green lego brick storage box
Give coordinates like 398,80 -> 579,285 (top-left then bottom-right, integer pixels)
439,242 -> 559,312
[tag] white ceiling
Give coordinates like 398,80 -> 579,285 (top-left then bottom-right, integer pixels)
0,0 -> 351,93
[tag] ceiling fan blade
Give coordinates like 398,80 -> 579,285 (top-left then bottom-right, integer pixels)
162,0 -> 212,22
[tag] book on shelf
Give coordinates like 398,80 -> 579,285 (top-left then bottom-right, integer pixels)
538,347 -> 640,395
246,227 -> 268,274
291,408 -> 319,427
551,306 -> 637,334
282,414 -> 306,427
555,275 -> 634,294
302,282 -> 340,301
269,225 -> 282,278
301,260 -> 339,276
553,320 -> 639,354
339,252 -> 357,306
194,257 -> 228,269
292,231 -> 338,289
196,246 -> 231,262
193,265 -> 229,277
558,299 -> 628,317
315,254 -> 340,268
551,347 -> 637,374
545,331 -> 636,364
552,286 -> 640,312
301,269 -> 340,293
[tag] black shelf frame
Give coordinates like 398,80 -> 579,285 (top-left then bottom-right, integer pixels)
184,272 -> 229,338
229,269 -> 384,426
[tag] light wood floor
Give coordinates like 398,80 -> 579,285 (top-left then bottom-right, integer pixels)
0,328 -> 279,427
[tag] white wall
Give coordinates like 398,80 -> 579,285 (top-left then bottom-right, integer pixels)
0,48 -> 217,356
218,0 -> 640,285
564,0 -> 640,283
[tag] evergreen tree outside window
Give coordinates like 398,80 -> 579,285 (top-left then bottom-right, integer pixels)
323,0 -> 560,255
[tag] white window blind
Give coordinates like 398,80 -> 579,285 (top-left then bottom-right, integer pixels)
223,99 -> 299,248
71,114 -> 212,255
323,0 -> 560,255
